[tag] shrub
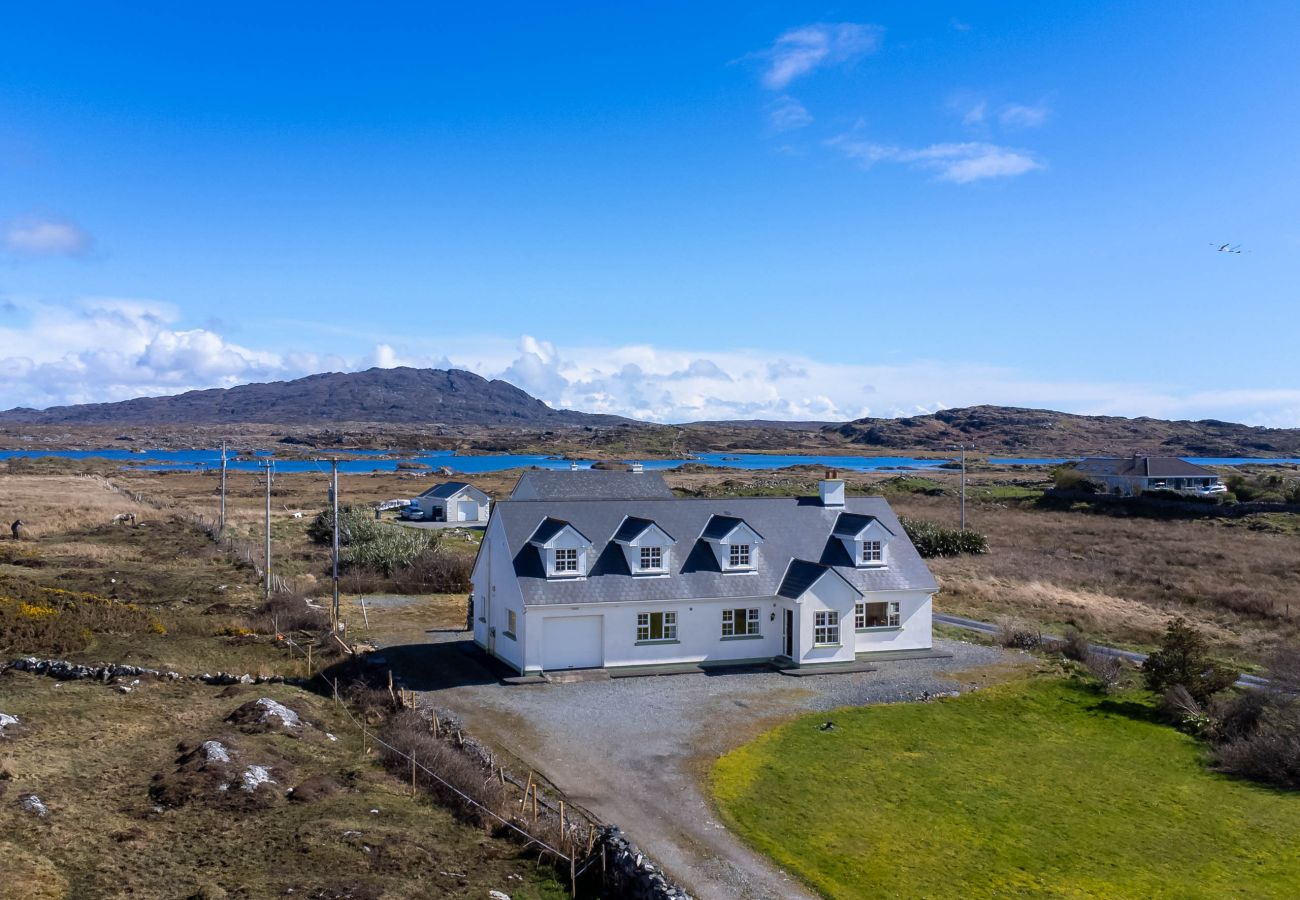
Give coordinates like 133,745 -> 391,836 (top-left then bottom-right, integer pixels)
900,517 -> 988,558
1059,627 -> 1091,662
995,617 -> 1041,650
1141,618 -> 1239,704
1215,713 -> 1300,789
307,505 -> 380,546
1084,650 -> 1127,694
1051,466 -> 1097,493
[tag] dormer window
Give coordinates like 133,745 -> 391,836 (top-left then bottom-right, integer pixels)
528,517 -> 592,579
702,515 -> 763,572
554,548 -> 579,573
639,546 -> 663,571
613,516 -> 675,576
832,512 -> 893,568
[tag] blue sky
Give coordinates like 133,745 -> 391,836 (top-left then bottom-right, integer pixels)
2,3 -> 1298,424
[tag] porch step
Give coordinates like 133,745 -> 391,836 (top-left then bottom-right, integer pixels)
542,668 -> 611,684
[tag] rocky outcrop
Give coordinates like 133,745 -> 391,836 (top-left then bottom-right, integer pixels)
596,827 -> 692,900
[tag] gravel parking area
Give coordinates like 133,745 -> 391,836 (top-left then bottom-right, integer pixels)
404,638 -> 1016,900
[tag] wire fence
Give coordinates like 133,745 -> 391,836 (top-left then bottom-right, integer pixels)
327,686 -> 606,893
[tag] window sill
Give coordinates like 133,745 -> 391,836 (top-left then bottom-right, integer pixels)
813,642 -> 842,648
632,571 -> 669,577
546,573 -> 585,580
856,626 -> 902,633
502,631 -> 517,641
635,639 -> 680,646
720,634 -> 763,641
722,568 -> 756,575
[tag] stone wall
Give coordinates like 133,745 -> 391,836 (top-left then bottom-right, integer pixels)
595,826 -> 692,900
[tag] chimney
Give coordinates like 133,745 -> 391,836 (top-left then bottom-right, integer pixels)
819,470 -> 845,507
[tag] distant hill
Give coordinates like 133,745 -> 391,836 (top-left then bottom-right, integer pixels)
0,367 -> 634,428
829,405 -> 1300,457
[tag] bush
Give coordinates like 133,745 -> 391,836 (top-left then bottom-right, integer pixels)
307,505 -> 380,546
1051,466 -> 1098,493
1084,651 -> 1127,694
1215,712 -> 1300,789
995,617 -> 1041,650
1141,618 -> 1239,704
1059,627 -> 1091,662
900,517 -> 988,558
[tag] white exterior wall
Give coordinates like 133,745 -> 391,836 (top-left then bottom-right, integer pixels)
795,575 -> 858,666
853,591 -> 934,653
470,516 -> 527,672
521,596 -> 786,673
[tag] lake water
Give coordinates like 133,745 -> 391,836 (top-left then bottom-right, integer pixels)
1,448 -> 1297,474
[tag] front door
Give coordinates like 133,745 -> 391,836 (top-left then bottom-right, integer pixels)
783,609 -> 794,658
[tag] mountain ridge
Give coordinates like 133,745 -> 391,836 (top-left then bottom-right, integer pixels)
0,367 -> 633,427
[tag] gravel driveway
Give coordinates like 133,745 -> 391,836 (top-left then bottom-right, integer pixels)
398,638 -> 1011,900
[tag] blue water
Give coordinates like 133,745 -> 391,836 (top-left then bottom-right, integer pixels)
1,448 -> 1295,474
0,447 -> 953,474
991,456 -> 1300,466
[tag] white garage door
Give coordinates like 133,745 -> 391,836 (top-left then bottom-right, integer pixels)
457,500 -> 478,521
542,616 -> 604,671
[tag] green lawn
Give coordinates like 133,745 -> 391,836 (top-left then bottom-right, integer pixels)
712,677 -> 1300,899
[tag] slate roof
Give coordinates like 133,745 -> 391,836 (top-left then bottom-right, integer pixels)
527,517 -> 586,546
490,495 -> 938,606
777,560 -> 836,599
700,514 -> 763,542
420,481 -> 473,499
510,469 -> 676,501
831,511 -> 894,539
611,516 -> 674,544
1076,457 -> 1217,478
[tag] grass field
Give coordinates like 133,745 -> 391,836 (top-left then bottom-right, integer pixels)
712,676 -> 1300,899
0,670 -> 566,899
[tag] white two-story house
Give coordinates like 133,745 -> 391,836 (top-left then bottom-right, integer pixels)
469,471 -> 938,674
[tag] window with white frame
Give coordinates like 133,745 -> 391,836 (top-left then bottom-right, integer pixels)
721,607 -> 760,637
553,548 -> 579,573
814,611 -> 840,645
505,609 -> 517,637
639,546 -> 663,571
855,601 -> 900,629
728,544 -> 751,568
861,540 -> 883,563
636,611 -> 677,642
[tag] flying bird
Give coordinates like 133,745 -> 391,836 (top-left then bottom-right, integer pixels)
1212,243 -> 1243,254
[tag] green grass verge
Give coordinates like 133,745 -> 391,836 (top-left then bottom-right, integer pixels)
712,677 -> 1300,899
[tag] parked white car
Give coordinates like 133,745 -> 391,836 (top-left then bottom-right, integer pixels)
1197,483 -> 1228,495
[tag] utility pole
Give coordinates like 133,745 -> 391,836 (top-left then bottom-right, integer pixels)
262,459 -> 274,600
960,446 -> 967,531
331,458 -> 340,630
219,441 -> 227,537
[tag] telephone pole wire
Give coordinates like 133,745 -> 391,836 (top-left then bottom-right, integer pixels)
219,441 -> 227,537
331,458 -> 341,630
262,458 -> 274,600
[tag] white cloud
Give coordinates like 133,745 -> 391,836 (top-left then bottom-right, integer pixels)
828,136 -> 1044,183
2,216 -> 93,257
999,103 -> 1050,129
1,300 -> 1296,427
755,23 -> 883,90
768,96 -> 813,132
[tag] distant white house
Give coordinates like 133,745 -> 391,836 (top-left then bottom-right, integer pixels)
412,482 -> 491,523
470,471 -> 937,675
1074,456 -> 1223,496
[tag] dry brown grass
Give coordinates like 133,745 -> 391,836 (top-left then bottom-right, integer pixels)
890,490 -> 1300,662
0,475 -> 153,539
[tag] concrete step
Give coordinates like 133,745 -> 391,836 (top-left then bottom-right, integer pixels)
542,668 -> 611,684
